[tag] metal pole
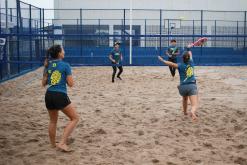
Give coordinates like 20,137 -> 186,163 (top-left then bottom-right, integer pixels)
80,9 -> 82,57
237,21 -> 239,48
76,18 -> 78,35
201,10 -> 203,37
39,8 -> 42,63
10,8 -> 12,22
193,20 -> 195,43
16,0 -> 20,73
129,0 -> 133,65
0,3 -> 2,79
42,8 -> 45,57
159,9 -> 162,56
145,19 -> 146,48
123,9 -> 126,60
200,10 -> 203,64
215,20 -> 216,47
5,0 -> 11,76
18,0 -> 23,30
0,4 -> 1,34
214,19 -> 217,56
167,19 -> 170,46
29,4 -> 33,69
182,19 -> 184,48
98,19 -> 100,47
244,11 -> 246,55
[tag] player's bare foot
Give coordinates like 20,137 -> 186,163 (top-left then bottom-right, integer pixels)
183,110 -> 188,115
51,141 -> 59,148
191,111 -> 198,121
56,143 -> 72,152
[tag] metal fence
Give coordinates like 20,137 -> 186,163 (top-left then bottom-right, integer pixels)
42,9 -> 247,66
1,0 -> 247,82
0,0 -> 45,82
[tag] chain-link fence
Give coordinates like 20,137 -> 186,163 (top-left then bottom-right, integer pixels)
0,0 -> 44,81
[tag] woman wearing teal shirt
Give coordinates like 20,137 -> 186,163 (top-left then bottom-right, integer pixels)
166,39 -> 180,78
42,45 -> 79,151
109,41 -> 123,83
158,43 -> 198,121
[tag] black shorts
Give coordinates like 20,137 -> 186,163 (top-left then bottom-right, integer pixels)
45,91 -> 71,110
168,57 -> 177,63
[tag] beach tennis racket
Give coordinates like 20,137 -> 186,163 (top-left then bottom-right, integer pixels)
190,37 -> 208,47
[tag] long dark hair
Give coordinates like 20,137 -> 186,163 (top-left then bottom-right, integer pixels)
183,51 -> 190,64
46,45 -> 62,59
44,45 -> 62,68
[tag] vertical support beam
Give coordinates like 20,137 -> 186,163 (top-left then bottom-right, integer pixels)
0,5 -> 1,34
145,19 -> 146,48
200,10 -> 203,64
80,8 -> 82,57
76,19 -> 78,34
0,2 -> 1,79
244,11 -> 246,55
29,4 -> 32,68
193,20 -> 195,43
5,0 -> 10,75
16,0 -> 20,73
98,19 -> 100,47
201,10 -> 203,37
167,19 -> 170,46
215,20 -> 216,47
159,9 -> 162,56
214,20 -> 217,56
42,8 -> 45,57
10,8 -> 13,22
129,0 -> 133,65
237,21 -> 239,48
39,8 -> 42,63
52,23 -> 55,45
123,9 -> 126,60
17,0 -> 23,31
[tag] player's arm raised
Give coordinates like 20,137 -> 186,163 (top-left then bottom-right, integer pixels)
158,56 -> 178,69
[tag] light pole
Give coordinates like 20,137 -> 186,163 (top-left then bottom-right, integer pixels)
129,0 -> 133,65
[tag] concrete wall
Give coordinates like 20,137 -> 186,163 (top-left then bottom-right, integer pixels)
53,0 -> 247,25
54,0 -> 247,11
52,0 -> 247,48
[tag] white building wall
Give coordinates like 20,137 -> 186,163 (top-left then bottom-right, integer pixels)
53,0 -> 247,24
54,0 -> 247,11
53,0 -> 247,47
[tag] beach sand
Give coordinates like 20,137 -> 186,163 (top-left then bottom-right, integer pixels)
0,66 -> 247,165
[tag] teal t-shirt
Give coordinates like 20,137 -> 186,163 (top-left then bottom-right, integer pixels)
167,46 -> 179,59
110,49 -> 122,64
46,60 -> 72,94
178,59 -> 196,85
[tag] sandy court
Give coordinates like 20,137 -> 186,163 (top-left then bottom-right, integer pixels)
0,66 -> 247,165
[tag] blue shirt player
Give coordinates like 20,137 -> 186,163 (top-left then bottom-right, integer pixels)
165,39 -> 180,78
109,41 -> 123,83
158,38 -> 207,121
42,45 -> 79,152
